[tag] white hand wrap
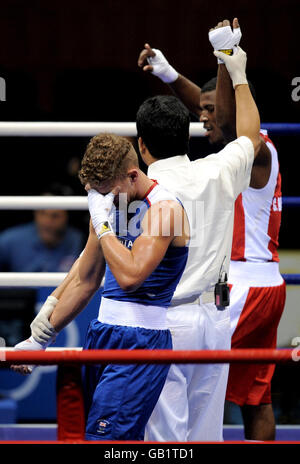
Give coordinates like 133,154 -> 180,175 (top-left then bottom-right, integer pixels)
214,46 -> 248,88
14,336 -> 53,373
88,189 -> 115,239
209,25 -> 242,64
30,295 -> 58,344
147,49 -> 179,83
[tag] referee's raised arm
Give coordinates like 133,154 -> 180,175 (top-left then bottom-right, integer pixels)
214,46 -> 261,157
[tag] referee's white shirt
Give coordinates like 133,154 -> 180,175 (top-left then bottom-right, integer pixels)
147,135 -> 254,305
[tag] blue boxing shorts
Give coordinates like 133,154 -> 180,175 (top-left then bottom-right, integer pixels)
82,319 -> 172,441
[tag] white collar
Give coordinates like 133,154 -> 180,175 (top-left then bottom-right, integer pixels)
147,155 -> 190,176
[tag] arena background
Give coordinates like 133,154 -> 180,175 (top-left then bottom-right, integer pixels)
0,0 -> 299,425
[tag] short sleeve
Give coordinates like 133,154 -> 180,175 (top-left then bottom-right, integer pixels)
211,136 -> 254,199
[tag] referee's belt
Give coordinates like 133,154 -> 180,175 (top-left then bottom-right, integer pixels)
170,290 -> 215,306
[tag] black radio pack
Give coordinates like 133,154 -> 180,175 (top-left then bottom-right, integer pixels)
214,279 -> 230,310
214,257 -> 230,310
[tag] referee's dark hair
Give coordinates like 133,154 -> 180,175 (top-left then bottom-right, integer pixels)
136,95 -> 190,160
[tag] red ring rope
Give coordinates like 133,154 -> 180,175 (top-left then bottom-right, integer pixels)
2,349 -> 299,443
1,348 -> 299,365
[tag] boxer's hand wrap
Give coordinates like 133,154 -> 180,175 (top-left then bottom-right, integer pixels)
147,49 -> 179,83
13,335 -> 54,374
214,46 -> 248,89
209,25 -> 242,64
88,189 -> 115,240
30,295 -> 58,344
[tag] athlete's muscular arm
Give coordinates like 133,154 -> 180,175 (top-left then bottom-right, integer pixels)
216,68 -> 236,143
214,44 -> 261,156
100,200 -> 186,292
248,138 -> 272,188
25,256 -> 82,345
214,18 -> 238,142
169,76 -> 202,118
213,19 -> 271,186
11,221 -> 105,374
137,43 -> 202,118
235,85 -> 261,157
216,60 -> 271,182
49,221 -> 105,332
51,256 -> 81,300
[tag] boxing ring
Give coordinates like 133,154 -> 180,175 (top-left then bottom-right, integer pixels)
0,121 -> 300,444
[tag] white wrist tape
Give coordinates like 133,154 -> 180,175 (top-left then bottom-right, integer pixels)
14,336 -> 53,373
147,49 -> 178,83
209,26 -> 242,64
29,335 -> 52,349
30,295 -> 58,344
88,189 -> 115,240
95,220 -> 114,240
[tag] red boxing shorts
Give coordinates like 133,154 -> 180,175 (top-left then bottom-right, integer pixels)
226,280 -> 286,406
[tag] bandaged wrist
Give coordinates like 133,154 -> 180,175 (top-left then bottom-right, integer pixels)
95,220 -> 114,240
215,47 -> 238,65
147,49 -> 179,83
38,296 -> 58,317
14,335 -> 54,373
88,189 -> 115,239
29,335 -> 53,350
15,335 -> 53,351
209,25 -> 242,64
46,295 -> 58,307
30,295 -> 58,344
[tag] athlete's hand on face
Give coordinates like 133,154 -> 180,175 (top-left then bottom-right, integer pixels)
137,43 -> 178,83
86,184 -> 117,239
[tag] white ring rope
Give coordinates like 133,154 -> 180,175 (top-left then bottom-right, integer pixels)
0,196 -> 87,210
0,272 -> 67,287
0,272 -> 105,287
0,121 -> 292,290
0,122 -> 206,137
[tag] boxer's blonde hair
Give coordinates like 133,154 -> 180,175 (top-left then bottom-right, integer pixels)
79,133 -> 138,186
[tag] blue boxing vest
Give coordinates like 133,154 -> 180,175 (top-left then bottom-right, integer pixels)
102,182 -> 188,308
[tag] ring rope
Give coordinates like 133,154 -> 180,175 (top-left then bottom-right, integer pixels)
0,121 -> 299,137
1,120 -> 299,443
0,196 -> 88,210
260,123 -> 300,135
0,195 -> 298,210
0,272 -> 67,286
281,274 -> 300,284
0,273 -> 298,287
0,122 -> 206,137
3,348 -> 299,443
1,348 -> 298,365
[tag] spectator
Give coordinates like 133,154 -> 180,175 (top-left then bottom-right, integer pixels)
0,184 -> 84,272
